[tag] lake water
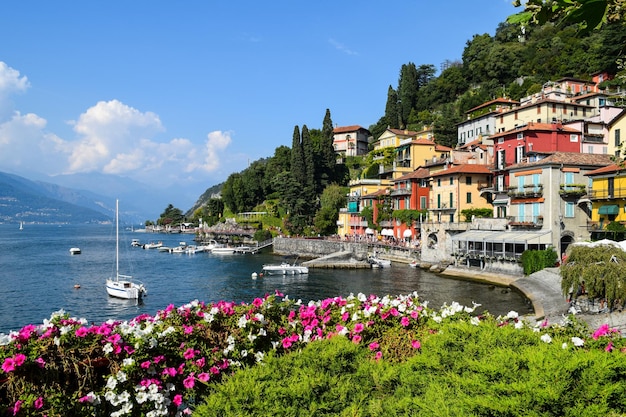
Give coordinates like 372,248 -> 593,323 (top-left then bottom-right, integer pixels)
0,224 -> 533,333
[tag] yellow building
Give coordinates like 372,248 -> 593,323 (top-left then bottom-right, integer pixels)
428,164 -> 492,223
607,111 -> 626,158
336,179 -> 391,236
586,164 -> 626,230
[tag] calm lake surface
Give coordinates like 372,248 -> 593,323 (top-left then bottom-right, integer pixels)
0,224 -> 533,333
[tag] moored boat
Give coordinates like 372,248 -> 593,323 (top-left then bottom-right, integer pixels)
69,247 -> 81,255
106,200 -> 147,300
262,262 -> 309,275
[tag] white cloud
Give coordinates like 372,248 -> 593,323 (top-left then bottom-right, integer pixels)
185,130 -> 232,173
328,38 -> 358,56
0,62 -> 30,96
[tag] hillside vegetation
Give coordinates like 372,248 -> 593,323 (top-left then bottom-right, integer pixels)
186,15 -> 625,236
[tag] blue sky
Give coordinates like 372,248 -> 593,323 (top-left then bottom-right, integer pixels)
0,0 -> 520,212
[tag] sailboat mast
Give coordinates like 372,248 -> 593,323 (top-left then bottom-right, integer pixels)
116,199 -> 119,279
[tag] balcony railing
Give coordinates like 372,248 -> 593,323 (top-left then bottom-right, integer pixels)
391,187 -> 412,196
589,187 -> 626,200
559,184 -> 587,197
507,184 -> 543,198
507,215 -> 543,228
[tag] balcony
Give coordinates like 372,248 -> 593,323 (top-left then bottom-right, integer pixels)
391,187 -> 412,196
507,215 -> 543,228
507,184 -> 543,198
588,187 -> 626,200
559,184 -> 587,197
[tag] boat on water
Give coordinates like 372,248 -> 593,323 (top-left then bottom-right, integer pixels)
69,247 -> 81,255
131,239 -> 141,247
143,241 -> 163,249
262,261 -> 309,275
19,221 -> 23,230
105,200 -> 147,300
211,246 -> 236,254
368,255 -> 391,268
409,260 -> 418,268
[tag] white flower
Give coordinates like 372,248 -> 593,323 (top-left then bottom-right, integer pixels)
506,311 -> 519,319
103,343 -> 114,354
116,370 -> 128,383
258,328 -> 267,337
135,391 -> 149,404
540,334 -> 552,343
237,315 -> 248,328
358,293 -> 367,302
254,313 -> 265,324
571,337 -> 584,347
106,376 -> 118,390
122,358 -> 134,367
470,317 -> 481,326
255,351 -> 265,362
562,342 -> 568,349
514,321 -> 524,329
59,325 -> 72,335
0,333 -> 12,346
241,349 -> 248,357
351,312 -> 360,322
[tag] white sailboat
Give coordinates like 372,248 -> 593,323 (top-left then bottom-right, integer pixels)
19,221 -> 23,230
106,200 -> 147,300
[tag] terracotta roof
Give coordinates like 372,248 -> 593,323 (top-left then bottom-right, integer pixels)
507,152 -> 613,171
411,138 -> 436,145
362,188 -> 390,198
435,144 -> 453,152
333,125 -> 369,134
459,138 -> 481,149
489,122 -> 582,140
429,164 -> 492,177
585,163 -> 621,176
391,167 -> 430,182
387,128 -> 420,136
465,97 -> 519,114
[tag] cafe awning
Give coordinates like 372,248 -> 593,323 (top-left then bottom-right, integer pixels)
452,229 -> 553,245
403,229 -> 413,238
381,229 -> 394,236
598,205 -> 619,215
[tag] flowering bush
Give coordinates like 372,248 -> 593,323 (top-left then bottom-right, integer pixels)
0,290 -> 623,416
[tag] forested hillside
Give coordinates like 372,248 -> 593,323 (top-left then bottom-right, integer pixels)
188,12 -> 626,236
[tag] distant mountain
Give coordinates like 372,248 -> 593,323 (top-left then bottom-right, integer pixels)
0,171 -> 118,224
185,183 -> 223,217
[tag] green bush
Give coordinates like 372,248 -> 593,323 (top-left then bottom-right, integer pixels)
521,248 -> 558,275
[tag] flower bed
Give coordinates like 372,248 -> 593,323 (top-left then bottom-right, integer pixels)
0,291 -> 623,416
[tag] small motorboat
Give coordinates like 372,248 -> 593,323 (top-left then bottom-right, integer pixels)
368,255 -> 391,268
262,262 -> 309,275
409,260 -> 418,268
131,239 -> 141,247
69,247 -> 81,255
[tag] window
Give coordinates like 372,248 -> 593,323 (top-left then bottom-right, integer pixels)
570,134 -> 579,142
517,133 -> 523,140
449,177 -> 454,185
564,172 -> 574,185
449,192 -> 454,207
466,192 -> 472,203
466,176 -> 472,185
552,104 -> 557,113
565,202 -> 575,218
616,129 -> 621,147
420,196 -> 427,210
437,178 -> 441,187
437,194 -> 441,208
516,146 -> 525,163
537,106 -> 541,114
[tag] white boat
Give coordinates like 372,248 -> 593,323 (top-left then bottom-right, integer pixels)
106,200 -> 147,300
69,247 -> 81,255
409,260 -> 418,268
368,255 -> 391,268
131,239 -> 141,247
262,262 -> 309,275
19,221 -> 23,230
143,241 -> 163,249
211,246 -> 236,254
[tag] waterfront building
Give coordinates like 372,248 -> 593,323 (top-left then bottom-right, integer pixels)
389,168 -> 430,241
585,163 -> 626,239
457,98 -> 518,147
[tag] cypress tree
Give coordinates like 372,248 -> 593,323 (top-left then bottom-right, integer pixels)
290,125 -> 305,188
319,109 -> 337,189
384,86 -> 400,129
301,124 -> 316,204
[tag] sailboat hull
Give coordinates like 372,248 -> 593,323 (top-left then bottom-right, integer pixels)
106,278 -> 145,300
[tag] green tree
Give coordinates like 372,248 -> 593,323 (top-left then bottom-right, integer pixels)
313,183 -> 348,235
398,63 -> 419,127
157,203 -> 184,226
301,124 -> 316,201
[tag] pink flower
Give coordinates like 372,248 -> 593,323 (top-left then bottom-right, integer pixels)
183,325 -> 194,334
401,316 -> 410,327
353,323 -> 364,333
183,373 -> 195,389
606,341 -> 614,352
162,367 -> 177,377
75,327 -> 89,337
252,297 -> 263,307
368,342 -> 380,351
35,357 -> 46,368
352,335 -> 362,344
198,372 -> 210,382
173,394 -> 183,406
411,340 -> 421,349
183,348 -> 196,360
389,308 -> 399,317
153,355 -> 165,364
592,323 -> 611,340
34,397 -> 44,409
140,361 -> 151,369
12,400 -> 22,415
2,358 -> 16,373
195,357 -> 206,367
341,312 -> 349,322
374,351 -> 382,361
13,354 -> 26,367
410,310 -> 420,319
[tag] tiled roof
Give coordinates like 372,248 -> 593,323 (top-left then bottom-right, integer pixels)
507,152 -> 613,171
489,122 -> 582,140
391,168 -> 430,182
585,163 -> 621,176
387,128 -> 420,136
362,188 -> 389,198
465,97 -> 519,114
429,164 -> 492,177
333,125 -> 369,134
435,144 -> 453,152
411,138 -> 436,145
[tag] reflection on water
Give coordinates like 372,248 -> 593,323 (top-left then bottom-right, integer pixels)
0,224 -> 533,333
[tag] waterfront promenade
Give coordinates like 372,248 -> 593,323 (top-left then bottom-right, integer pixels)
273,237 -> 626,331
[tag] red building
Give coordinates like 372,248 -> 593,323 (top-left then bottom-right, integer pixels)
390,168 -> 430,240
